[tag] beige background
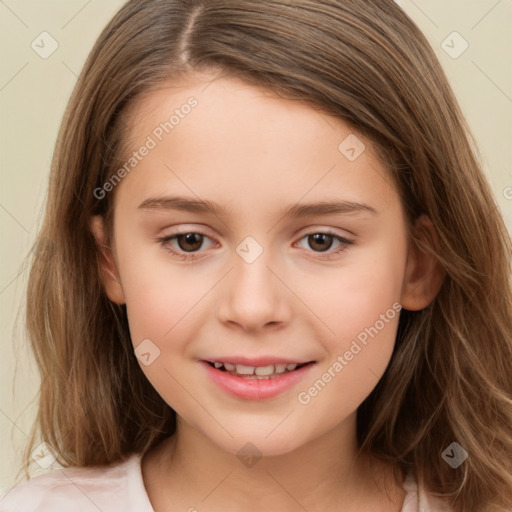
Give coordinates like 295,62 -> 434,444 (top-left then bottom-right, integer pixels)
0,0 -> 511,494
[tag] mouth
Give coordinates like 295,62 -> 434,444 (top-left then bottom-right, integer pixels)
204,360 -> 313,379
201,358 -> 316,400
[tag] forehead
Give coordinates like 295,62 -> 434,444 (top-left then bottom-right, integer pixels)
114,71 -> 399,218
123,71 -> 347,149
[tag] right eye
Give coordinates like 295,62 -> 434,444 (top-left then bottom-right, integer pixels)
158,231 -> 217,260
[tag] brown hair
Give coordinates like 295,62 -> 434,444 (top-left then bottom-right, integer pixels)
23,1 -> 512,510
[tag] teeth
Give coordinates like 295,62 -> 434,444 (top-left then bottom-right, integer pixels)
255,365 -> 275,376
211,361 -> 305,377
236,364 -> 255,375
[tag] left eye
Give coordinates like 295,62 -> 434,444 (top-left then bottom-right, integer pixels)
295,232 -> 351,254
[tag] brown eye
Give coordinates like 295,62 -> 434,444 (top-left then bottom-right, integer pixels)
295,231 -> 353,258
158,230 -> 216,261
176,233 -> 204,252
307,233 -> 334,252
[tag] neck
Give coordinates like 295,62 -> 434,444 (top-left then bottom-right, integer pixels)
142,414 -> 405,512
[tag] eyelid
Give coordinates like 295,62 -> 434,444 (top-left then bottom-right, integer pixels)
294,224 -> 353,238
158,224 -> 214,237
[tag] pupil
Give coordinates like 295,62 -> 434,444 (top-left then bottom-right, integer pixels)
178,233 -> 203,252
309,233 -> 333,252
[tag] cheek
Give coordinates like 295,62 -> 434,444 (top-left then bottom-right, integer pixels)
124,278 -> 202,341
288,265 -> 403,448
292,232 -> 406,410
306,291 -> 401,408
116,236 -> 214,343
295,320 -> 399,441
296,230 -> 407,348
118,260 -> 211,416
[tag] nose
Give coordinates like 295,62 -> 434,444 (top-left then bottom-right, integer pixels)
216,248 -> 291,332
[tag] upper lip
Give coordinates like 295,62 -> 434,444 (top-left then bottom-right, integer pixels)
202,356 -> 315,367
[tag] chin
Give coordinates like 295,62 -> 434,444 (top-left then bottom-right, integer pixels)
198,419 -> 309,459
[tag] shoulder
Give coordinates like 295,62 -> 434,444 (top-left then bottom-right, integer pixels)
401,472 -> 453,512
0,454 -> 154,512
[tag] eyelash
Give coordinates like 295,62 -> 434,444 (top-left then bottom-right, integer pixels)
157,229 -> 354,261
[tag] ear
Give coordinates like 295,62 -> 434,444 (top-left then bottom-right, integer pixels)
400,215 -> 445,311
89,215 -> 126,305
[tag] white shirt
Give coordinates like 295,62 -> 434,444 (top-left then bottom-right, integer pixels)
0,454 -> 451,511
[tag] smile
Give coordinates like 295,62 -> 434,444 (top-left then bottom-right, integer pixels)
205,361 -> 309,379
201,359 -> 316,400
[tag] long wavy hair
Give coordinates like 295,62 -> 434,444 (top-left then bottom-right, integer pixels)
22,1 -> 512,510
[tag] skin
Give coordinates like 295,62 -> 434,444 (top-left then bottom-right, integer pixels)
91,70 -> 442,511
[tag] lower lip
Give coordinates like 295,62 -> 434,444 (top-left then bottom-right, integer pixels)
201,361 -> 315,400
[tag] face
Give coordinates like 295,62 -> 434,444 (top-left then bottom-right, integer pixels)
95,70 -> 424,457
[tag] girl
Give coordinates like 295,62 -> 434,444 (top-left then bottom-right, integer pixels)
2,0 -> 512,510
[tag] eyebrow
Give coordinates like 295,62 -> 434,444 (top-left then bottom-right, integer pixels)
137,195 -> 378,217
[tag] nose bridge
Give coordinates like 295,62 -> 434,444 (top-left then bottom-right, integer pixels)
232,237 -> 279,303
234,248 -> 273,293
216,236 -> 289,330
